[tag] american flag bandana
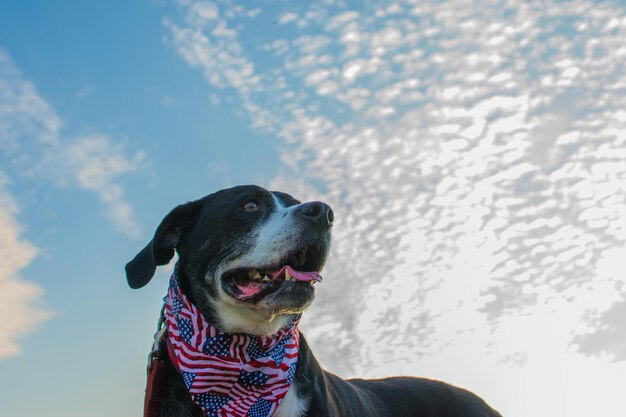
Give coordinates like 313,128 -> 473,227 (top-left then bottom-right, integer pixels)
164,271 -> 300,417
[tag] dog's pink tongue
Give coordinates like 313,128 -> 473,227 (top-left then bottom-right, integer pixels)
238,285 -> 262,298
276,265 -> 323,282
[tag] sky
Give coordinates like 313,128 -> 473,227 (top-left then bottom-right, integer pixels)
1,0 -> 625,416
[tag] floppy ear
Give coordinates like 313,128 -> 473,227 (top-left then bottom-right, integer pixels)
125,199 -> 203,289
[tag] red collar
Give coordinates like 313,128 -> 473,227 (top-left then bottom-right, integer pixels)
143,331 -> 170,417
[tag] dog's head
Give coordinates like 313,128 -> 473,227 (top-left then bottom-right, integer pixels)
125,185 -> 333,335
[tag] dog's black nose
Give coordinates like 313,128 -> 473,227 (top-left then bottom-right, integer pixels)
297,201 -> 334,226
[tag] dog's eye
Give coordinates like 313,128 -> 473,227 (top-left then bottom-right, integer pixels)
243,201 -> 260,212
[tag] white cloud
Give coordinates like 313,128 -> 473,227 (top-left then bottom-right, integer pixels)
189,1 -> 218,23
167,1 -> 626,416
277,12 -> 298,25
292,35 -> 331,54
0,173 -> 52,359
0,50 -> 62,153
0,49 -> 144,241
63,135 -> 146,240
325,11 -> 359,31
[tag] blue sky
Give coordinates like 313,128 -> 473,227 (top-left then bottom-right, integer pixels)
0,2 -> 281,415
1,1 -> 626,417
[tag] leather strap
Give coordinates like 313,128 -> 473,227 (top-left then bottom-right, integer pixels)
144,337 -> 168,417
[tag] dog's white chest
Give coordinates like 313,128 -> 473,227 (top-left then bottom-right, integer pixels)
273,383 -> 308,417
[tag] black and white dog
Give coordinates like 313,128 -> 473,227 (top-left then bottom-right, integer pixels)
126,185 -> 502,417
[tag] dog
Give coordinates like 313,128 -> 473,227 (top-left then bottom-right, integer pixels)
126,185 -> 502,417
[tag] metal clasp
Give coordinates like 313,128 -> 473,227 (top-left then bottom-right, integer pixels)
148,303 -> 167,367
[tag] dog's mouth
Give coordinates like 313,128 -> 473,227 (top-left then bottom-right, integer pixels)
221,243 -> 326,302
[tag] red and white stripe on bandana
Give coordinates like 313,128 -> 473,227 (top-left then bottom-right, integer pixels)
164,272 -> 300,417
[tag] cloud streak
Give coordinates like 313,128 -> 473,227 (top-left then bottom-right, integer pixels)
0,49 -> 145,241
0,174 -> 51,359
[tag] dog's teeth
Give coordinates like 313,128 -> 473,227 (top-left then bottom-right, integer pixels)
262,275 -> 271,282
285,269 -> 292,281
249,270 -> 262,280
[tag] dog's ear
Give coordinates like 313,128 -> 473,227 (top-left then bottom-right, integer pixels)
125,199 -> 203,289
